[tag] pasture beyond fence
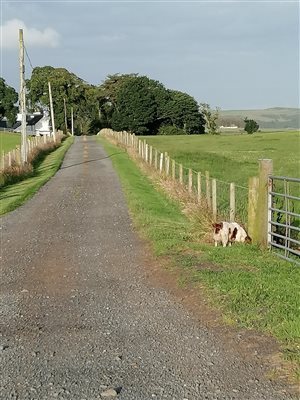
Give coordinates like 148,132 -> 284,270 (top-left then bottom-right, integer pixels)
101,129 -> 300,265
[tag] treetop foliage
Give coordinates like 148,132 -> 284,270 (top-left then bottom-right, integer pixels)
5,68 -> 207,135
0,78 -> 18,124
107,74 -> 205,135
244,117 -> 259,134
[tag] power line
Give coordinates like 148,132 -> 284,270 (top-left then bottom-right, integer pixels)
24,44 -> 34,70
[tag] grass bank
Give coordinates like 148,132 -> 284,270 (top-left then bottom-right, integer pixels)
0,136 -> 73,215
99,136 -> 300,381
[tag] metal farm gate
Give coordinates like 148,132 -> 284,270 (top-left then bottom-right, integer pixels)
268,175 -> 300,265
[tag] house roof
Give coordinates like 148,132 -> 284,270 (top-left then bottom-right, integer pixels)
12,114 -> 44,130
27,114 -> 43,126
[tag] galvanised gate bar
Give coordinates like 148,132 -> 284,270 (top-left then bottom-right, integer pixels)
268,175 -> 300,265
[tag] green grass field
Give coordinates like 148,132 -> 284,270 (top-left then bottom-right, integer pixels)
145,131 -> 300,223
145,131 -> 300,186
0,132 -> 21,154
99,136 -> 300,381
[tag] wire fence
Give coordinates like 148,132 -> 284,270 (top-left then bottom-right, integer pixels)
1,133 -> 63,172
100,129 -> 249,226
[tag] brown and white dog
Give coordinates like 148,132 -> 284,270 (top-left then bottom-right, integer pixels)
213,222 -> 231,247
213,222 -> 251,247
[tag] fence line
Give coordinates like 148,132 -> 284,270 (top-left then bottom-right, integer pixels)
100,128 -> 249,226
100,128 -> 300,265
0,131 -> 64,173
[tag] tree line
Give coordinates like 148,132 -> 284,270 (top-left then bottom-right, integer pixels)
0,67 -> 259,135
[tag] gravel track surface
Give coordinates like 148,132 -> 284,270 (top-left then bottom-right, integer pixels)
0,137 -> 294,400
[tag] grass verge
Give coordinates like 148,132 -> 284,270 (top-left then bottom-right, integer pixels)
0,136 -> 73,215
99,136 -> 300,382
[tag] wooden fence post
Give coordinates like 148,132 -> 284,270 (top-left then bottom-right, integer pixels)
154,149 -> 158,170
230,182 -> 235,221
12,149 -> 16,165
165,154 -> 170,176
248,176 -> 259,242
179,164 -> 183,184
149,146 -> 153,165
256,159 -> 273,247
212,179 -> 217,219
145,144 -> 148,163
159,153 -> 164,173
172,160 -> 175,180
205,171 -> 211,208
188,169 -> 193,193
16,147 -> 21,165
197,172 -> 201,203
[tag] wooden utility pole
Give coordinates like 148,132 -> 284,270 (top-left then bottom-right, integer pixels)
63,98 -> 68,134
71,107 -> 74,136
19,29 -> 27,164
48,81 -> 56,142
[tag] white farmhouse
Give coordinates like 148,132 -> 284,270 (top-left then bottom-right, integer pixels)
13,111 -> 51,136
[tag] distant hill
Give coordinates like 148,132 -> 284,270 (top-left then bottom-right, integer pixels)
218,107 -> 300,130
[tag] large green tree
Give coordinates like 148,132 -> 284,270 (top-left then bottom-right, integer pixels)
165,91 -> 205,134
0,78 -> 18,125
27,66 -> 100,134
109,75 -> 204,135
111,76 -> 160,135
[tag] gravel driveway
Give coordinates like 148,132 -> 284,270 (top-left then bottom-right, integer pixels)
0,136 -> 294,400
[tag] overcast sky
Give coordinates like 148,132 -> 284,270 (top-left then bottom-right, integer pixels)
1,0 -> 299,110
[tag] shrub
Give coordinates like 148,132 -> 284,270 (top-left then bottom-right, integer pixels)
158,125 -> 187,136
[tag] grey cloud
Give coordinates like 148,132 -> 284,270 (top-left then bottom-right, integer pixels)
1,1 -> 299,109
